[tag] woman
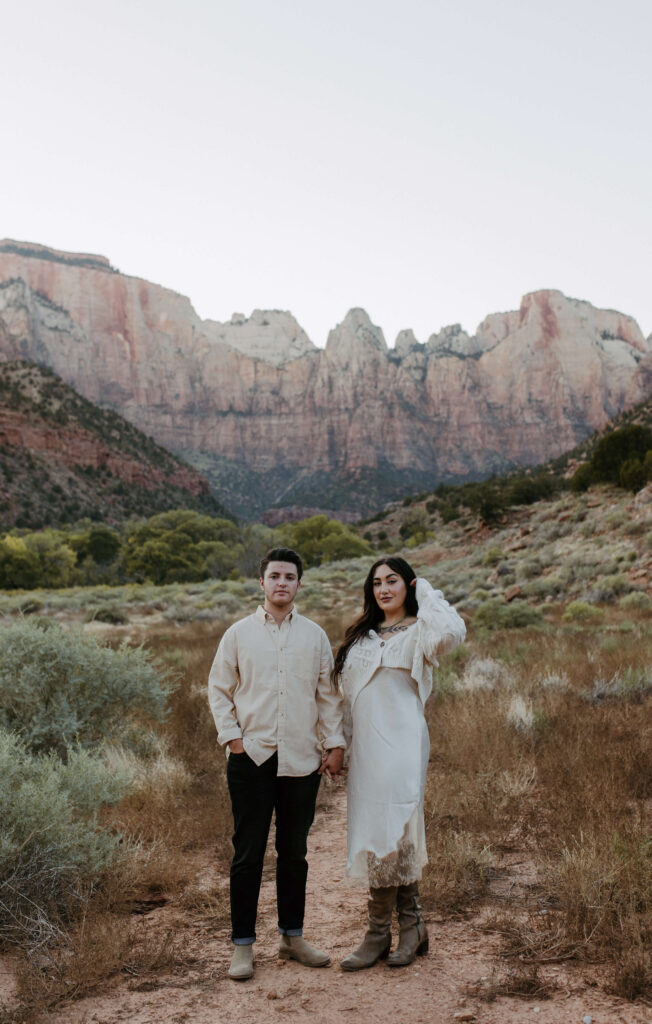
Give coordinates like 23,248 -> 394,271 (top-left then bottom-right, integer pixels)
333,556 -> 466,970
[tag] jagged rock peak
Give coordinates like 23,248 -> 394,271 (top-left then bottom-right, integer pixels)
205,309 -> 316,366
0,239 -> 114,273
326,308 -> 388,354
394,329 -> 421,355
514,289 -> 648,353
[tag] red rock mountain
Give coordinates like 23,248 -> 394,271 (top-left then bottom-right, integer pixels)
1,240 -> 650,517
0,360 -> 221,529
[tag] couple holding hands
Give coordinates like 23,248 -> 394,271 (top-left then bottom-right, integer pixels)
208,547 -> 466,981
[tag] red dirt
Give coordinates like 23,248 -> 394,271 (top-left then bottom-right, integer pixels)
2,787 -> 650,1024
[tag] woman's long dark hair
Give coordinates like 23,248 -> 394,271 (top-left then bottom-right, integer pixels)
332,556 -> 417,681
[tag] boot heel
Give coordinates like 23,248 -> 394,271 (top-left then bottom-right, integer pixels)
416,936 -> 429,956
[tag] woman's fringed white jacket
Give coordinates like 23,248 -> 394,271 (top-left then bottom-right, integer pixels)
340,577 -> 467,714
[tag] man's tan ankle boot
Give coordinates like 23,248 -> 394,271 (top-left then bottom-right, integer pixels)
229,943 -> 254,980
279,934 -> 330,966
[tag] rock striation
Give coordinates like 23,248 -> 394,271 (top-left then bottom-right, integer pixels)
1,240 -> 650,518
0,359 -> 222,529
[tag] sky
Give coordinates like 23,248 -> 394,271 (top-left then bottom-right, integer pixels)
2,0 -> 651,346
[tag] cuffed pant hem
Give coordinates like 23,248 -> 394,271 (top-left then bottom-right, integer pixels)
233,936 -> 255,946
278,926 -> 303,936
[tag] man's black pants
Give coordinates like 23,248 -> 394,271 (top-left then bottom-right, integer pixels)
226,750 -> 321,944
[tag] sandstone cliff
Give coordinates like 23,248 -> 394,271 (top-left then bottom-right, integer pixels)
1,240 -> 650,517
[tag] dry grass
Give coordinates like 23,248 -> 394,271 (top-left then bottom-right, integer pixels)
2,622 -> 233,1022
423,620 -> 652,999
8,911 -> 189,1022
2,481 -> 651,1016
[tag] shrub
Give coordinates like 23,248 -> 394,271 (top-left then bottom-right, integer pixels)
0,730 -> 128,947
507,474 -> 556,505
469,485 -> 504,523
569,462 -> 593,493
473,599 -> 544,630
457,657 -> 511,692
84,604 -> 129,625
482,546 -> 503,567
599,573 -> 632,599
399,509 -> 431,545
591,425 -> 652,483
619,591 -> 652,611
562,600 -> 605,623
619,457 -> 647,492
506,694 -> 535,733
0,620 -> 174,757
589,667 -> 652,704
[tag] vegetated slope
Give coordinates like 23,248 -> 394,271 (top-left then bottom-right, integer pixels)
547,394 -> 652,472
0,361 -> 225,529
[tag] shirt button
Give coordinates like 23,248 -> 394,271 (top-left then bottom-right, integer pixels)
380,641 -> 385,647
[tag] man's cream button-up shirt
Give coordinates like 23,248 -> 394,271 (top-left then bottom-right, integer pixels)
208,605 -> 345,777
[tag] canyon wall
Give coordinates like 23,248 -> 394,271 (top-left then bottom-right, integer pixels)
1,240 -> 650,517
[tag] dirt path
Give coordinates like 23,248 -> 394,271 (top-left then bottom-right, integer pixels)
18,787 -> 650,1024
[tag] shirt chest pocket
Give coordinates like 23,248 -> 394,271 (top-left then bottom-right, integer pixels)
287,646 -> 320,685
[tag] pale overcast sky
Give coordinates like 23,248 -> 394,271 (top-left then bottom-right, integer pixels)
2,0 -> 651,345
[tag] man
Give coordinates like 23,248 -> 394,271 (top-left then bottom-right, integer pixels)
208,547 -> 345,981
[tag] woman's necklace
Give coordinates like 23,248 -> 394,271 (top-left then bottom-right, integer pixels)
378,615 -> 408,635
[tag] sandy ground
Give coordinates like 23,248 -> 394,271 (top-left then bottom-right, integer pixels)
3,786 -> 650,1024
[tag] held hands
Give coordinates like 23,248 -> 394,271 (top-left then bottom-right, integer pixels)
228,738 -> 245,754
319,747 -> 345,780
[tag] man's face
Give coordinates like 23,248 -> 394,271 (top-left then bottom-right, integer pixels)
260,561 -> 301,608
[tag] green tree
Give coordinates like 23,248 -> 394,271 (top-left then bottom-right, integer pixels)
590,425 -> 652,483
0,536 -> 40,589
569,462 -> 593,493
399,509 -> 431,546
124,510 -> 240,584
281,515 -> 373,568
71,525 -> 122,565
619,457 -> 646,493
23,529 -> 76,588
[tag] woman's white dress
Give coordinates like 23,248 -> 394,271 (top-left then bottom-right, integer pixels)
341,578 -> 466,887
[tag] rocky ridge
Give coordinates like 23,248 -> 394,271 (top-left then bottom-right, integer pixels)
1,240 -> 650,517
0,360 -> 222,529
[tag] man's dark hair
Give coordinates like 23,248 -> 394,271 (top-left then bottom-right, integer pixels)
259,547 -> 303,580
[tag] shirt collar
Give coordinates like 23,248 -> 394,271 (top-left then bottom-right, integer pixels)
256,604 -> 297,624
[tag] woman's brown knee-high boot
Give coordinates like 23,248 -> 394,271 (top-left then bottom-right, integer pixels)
340,886 -> 397,971
385,882 -> 428,967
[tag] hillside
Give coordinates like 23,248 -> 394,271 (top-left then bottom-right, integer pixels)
0,361 -> 224,529
547,394 -> 652,473
1,241 -> 651,518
